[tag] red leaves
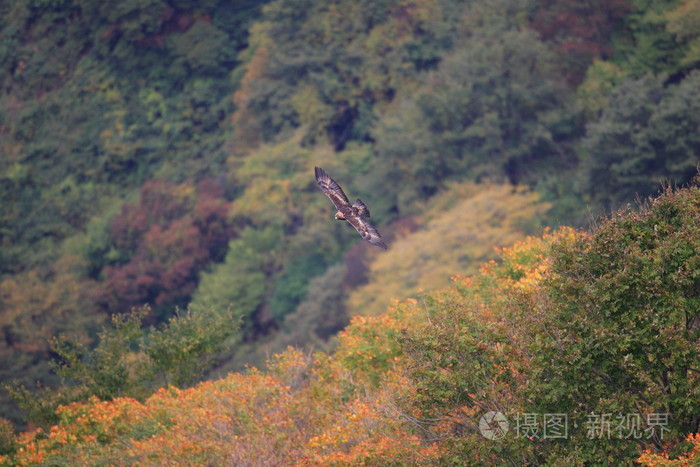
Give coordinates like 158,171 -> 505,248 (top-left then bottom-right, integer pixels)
530,0 -> 631,85
101,180 -> 233,315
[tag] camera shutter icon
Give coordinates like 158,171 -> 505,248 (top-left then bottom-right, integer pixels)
479,411 -> 509,440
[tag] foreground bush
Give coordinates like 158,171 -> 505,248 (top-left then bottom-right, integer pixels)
397,180 -> 699,464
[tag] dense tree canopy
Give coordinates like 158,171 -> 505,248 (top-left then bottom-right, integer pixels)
1,0 -> 699,450
584,71 -> 700,209
2,181 -> 698,465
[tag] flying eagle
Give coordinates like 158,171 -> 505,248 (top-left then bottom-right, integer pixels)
315,167 -> 388,249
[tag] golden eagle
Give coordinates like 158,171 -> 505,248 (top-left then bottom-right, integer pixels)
315,167 -> 388,249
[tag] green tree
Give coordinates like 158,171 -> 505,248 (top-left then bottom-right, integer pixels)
665,0 -> 700,69
268,253 -> 327,322
191,226 -> 281,335
611,0 -> 686,77
0,0 -> 262,423
583,71 -> 700,210
274,263 -> 350,349
231,0 -> 460,152
397,180 -> 700,464
7,304 -> 238,428
529,0 -> 630,85
525,180 -> 700,461
0,255 -> 102,426
367,0 -> 578,213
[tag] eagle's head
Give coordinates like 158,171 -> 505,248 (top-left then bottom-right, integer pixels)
334,211 -> 346,220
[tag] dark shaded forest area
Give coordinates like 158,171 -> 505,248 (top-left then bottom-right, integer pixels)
0,0 -> 698,463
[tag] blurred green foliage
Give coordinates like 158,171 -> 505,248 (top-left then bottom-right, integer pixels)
583,71 -> 700,210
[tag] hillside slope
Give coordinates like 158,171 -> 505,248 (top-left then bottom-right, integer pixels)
3,179 -> 698,465
2,0 -> 700,428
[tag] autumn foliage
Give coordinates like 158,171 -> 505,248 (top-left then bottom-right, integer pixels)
2,0 -> 700,460
638,433 -> 700,466
530,0 -> 631,84
100,179 -> 233,317
4,182 -> 698,465
4,311 -> 433,466
4,0 -> 700,432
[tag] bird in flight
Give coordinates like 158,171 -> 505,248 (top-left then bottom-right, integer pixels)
315,167 -> 388,249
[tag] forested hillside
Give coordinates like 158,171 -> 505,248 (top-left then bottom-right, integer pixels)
2,181 -> 698,465
1,0 -> 699,460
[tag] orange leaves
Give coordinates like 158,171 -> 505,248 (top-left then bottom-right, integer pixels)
8,226 -> 591,466
483,227 -> 579,287
10,397 -> 147,466
7,225 -> 580,465
12,430 -> 46,466
301,395 -> 435,465
638,433 -> 700,466
8,188 -> 698,465
333,299 -> 425,388
5,293 -> 438,465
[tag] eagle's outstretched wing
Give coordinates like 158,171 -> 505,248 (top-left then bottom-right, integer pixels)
315,167 -> 350,210
345,214 -> 388,250
352,199 -> 370,218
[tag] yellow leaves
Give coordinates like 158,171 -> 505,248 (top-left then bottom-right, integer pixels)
290,85 -> 333,133
227,135 -> 328,230
476,226 -> 581,293
577,59 -> 625,117
231,177 -> 294,224
348,182 -> 551,317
